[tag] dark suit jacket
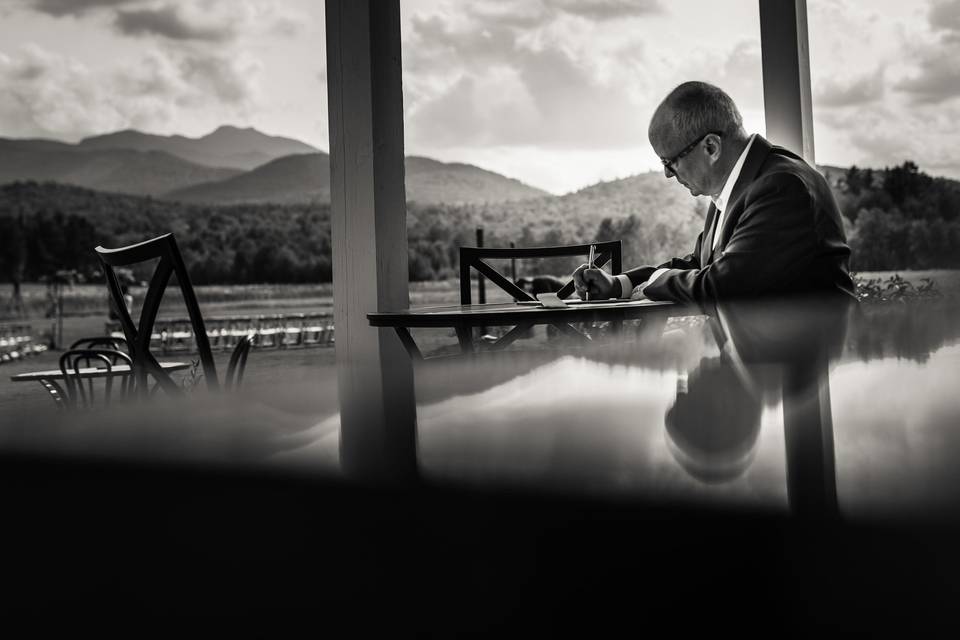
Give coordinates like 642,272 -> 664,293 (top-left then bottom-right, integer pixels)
626,136 -> 855,303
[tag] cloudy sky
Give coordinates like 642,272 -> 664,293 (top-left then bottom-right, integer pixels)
1,0 -> 958,194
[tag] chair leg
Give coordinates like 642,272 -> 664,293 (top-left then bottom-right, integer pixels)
455,325 -> 474,354
490,324 -> 535,350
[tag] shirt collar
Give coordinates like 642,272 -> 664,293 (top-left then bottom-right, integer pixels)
712,134 -> 755,212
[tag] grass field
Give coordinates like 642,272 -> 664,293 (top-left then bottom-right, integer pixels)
2,270 -> 959,416
0,279 -> 501,416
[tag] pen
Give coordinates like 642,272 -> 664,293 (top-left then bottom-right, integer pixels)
586,244 -> 595,302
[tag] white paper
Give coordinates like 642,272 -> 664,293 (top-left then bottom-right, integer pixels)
536,293 -> 568,309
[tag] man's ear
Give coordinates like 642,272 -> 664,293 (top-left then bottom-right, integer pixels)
704,134 -> 723,162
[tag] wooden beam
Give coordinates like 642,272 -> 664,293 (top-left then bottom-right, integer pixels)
759,0 -> 816,164
326,0 -> 417,480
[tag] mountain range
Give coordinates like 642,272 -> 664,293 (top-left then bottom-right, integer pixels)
3,125 -> 956,218
0,126 -> 549,205
76,125 -> 318,171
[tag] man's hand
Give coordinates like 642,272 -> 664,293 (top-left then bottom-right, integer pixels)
573,263 -> 617,299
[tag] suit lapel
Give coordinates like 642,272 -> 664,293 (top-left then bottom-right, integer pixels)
710,135 -> 773,258
700,202 -> 717,266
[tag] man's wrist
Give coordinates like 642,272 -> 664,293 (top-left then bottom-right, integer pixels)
614,273 -> 633,299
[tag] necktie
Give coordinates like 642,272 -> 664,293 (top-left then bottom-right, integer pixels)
711,207 -> 723,251
702,207 -> 720,265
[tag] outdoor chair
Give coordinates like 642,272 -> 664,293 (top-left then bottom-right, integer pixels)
70,336 -> 127,353
459,240 -> 622,305
58,348 -> 134,409
458,241 -> 623,348
225,332 -> 256,391
96,233 -> 220,397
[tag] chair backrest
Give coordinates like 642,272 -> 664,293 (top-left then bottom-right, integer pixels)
96,233 -> 220,397
59,349 -> 134,409
225,332 -> 256,391
70,336 -> 127,353
459,241 -> 622,304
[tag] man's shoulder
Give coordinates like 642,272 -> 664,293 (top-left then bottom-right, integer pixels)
762,146 -> 814,175
754,148 -> 829,194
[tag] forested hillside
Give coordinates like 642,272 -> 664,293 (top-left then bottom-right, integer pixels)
405,171 -> 707,279
1,160 -> 958,288
166,154 -> 550,205
0,182 -> 331,285
827,162 -> 960,270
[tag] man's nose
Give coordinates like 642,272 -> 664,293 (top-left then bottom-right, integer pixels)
663,165 -> 675,179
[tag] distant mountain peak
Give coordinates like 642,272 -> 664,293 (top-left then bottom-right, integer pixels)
207,124 -> 259,136
72,125 -> 320,171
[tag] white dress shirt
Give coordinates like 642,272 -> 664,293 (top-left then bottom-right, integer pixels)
615,134 -> 756,299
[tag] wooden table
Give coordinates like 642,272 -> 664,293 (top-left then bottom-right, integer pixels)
368,299 -> 678,360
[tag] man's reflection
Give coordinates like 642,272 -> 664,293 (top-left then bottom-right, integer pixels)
666,297 -> 852,515
665,356 -> 764,483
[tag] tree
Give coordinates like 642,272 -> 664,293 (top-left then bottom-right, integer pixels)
845,165 -> 863,195
882,161 -> 932,206
0,212 -> 27,315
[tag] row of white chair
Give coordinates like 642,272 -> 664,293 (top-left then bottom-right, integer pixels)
105,314 -> 335,354
0,324 -> 48,364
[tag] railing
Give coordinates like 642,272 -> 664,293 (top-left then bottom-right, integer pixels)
105,313 -> 335,354
0,323 -> 48,364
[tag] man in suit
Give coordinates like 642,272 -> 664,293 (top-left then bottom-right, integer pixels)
574,81 -> 855,304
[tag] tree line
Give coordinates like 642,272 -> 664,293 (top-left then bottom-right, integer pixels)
1,161 -> 959,290
838,162 -> 960,270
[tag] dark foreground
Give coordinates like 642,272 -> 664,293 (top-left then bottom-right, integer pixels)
1,451 -> 957,637
5,295 -> 960,635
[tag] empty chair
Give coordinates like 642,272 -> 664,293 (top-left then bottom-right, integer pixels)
459,241 -> 622,304
70,336 -> 127,353
96,233 -> 220,398
457,241 -> 623,349
225,332 -> 257,391
59,349 -> 134,409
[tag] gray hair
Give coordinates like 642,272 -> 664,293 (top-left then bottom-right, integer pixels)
649,81 -> 746,148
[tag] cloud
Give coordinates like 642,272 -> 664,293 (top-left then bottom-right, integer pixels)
815,67 -> 885,108
114,5 -> 235,42
929,0 -> 960,34
462,3 -> 552,30
179,52 -> 262,105
26,0 -> 138,17
814,101 -> 960,178
894,46 -> 960,104
402,3 -> 766,157
0,44 -> 261,141
889,1 -> 960,104
459,0 -> 663,30
403,11 -> 652,151
545,0 -> 665,21
21,0 -> 304,42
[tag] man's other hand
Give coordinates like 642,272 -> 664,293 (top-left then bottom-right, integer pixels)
573,264 -> 616,299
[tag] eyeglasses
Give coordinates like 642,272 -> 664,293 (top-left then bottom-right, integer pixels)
660,131 -> 722,174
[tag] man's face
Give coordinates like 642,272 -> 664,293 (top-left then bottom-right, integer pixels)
653,132 -> 721,197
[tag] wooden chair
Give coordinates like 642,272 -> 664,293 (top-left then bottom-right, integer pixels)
70,336 -> 127,353
457,241 -> 623,349
59,349 -> 134,409
96,234 -> 219,398
225,332 -> 256,391
459,241 -> 622,303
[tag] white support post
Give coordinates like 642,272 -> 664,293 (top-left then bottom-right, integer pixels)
326,0 -> 418,480
759,0 -> 816,165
